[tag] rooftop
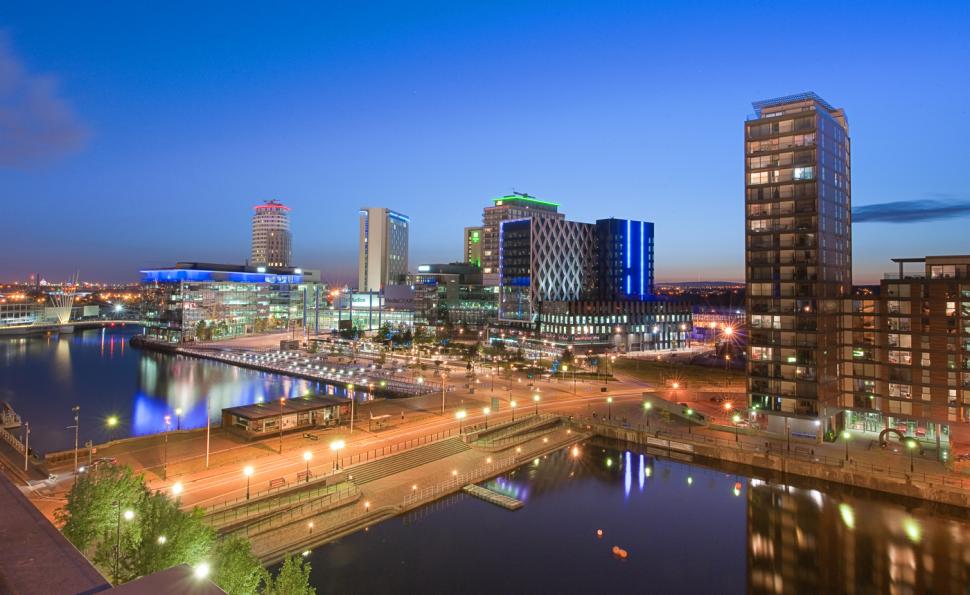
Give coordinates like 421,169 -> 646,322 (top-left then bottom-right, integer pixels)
751,91 -> 836,117
224,394 -> 348,421
0,472 -> 110,594
107,564 -> 225,594
492,192 -> 559,209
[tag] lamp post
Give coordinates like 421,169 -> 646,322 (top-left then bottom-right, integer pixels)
347,384 -> 356,433
243,465 -> 254,500
842,430 -> 850,462
175,407 -> 182,431
643,401 -> 652,428
23,421 -> 29,471
279,397 -> 286,453
163,415 -> 171,480
303,451 -> 313,482
685,408 -> 694,434
732,414 -> 741,443
510,400 -> 517,422
440,372 -> 447,415
483,407 -> 490,430
330,439 -> 345,471
785,417 -> 791,452
533,394 -> 541,416
69,405 -> 80,479
456,410 -> 466,433
907,439 -> 917,472
114,505 -> 134,583
607,397 -> 613,421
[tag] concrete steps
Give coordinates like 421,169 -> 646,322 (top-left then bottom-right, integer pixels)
348,437 -> 470,485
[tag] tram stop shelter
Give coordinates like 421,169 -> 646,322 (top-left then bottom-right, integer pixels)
222,394 -> 350,439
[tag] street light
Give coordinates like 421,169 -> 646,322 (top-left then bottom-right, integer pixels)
115,505 -> 135,582
907,439 -> 917,472
607,397 -> 613,421
842,430 -> 851,461
732,414 -> 741,443
456,410 -> 466,433
279,397 -> 286,454
330,439 -> 345,471
685,408 -> 694,434
175,407 -> 183,431
243,465 -> 254,500
510,400 -> 517,422
643,401 -> 653,428
163,415 -> 171,480
303,450 -> 313,482
483,407 -> 490,430
106,415 -> 119,428
533,394 -> 541,416
171,481 -> 184,497
69,405 -> 80,480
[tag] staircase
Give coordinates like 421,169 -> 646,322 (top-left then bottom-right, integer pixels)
348,438 -> 470,485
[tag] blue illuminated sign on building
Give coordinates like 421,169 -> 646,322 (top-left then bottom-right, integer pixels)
140,269 -> 303,284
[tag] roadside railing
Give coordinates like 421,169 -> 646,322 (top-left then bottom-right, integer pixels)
568,413 -> 970,492
231,484 -> 359,538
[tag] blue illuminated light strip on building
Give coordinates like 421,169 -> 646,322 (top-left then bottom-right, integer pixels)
626,220 -> 631,269
388,211 -> 410,223
140,269 -> 303,284
626,274 -> 631,294
640,221 -> 645,296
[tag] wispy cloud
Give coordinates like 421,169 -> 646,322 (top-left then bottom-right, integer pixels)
853,198 -> 970,223
0,33 -> 88,167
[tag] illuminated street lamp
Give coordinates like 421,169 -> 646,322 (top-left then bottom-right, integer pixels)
163,415 -> 172,480
303,450 -> 313,482
607,397 -> 613,421
533,394 -> 541,416
279,397 -> 286,453
456,410 -> 467,433
243,465 -> 254,499
732,414 -> 741,443
685,408 -> 694,434
483,407 -> 490,430
175,407 -> 183,431
906,439 -> 917,472
171,481 -> 184,497
842,430 -> 851,461
106,415 -> 119,428
510,400 -> 517,422
330,439 -> 345,471
114,505 -> 135,582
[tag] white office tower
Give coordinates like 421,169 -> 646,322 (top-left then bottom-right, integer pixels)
358,207 -> 409,291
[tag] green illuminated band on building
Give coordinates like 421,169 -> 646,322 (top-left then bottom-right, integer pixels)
493,194 -> 560,208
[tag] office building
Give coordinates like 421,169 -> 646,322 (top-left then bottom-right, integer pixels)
359,207 -> 409,292
745,92 -> 851,438
411,262 -> 497,328
251,199 -> 292,268
481,193 -> 564,286
464,226 -> 483,268
140,262 -> 322,343
596,218 -> 655,300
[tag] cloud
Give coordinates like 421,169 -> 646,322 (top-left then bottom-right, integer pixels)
0,34 -> 88,167
853,199 -> 970,223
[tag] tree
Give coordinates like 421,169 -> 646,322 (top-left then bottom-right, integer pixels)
58,465 -> 148,553
560,348 -> 574,365
265,555 -> 315,595
211,535 -> 269,595
126,492 -> 214,580
195,320 -> 208,342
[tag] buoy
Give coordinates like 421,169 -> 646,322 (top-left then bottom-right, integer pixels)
597,529 -> 603,538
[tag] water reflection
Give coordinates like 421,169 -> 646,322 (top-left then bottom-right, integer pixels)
0,326 -> 371,452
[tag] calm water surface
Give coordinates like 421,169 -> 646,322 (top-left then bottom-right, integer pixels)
0,326 -> 365,453
307,446 -> 970,594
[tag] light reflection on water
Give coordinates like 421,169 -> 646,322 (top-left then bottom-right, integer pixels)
305,445 -> 970,594
0,326 -> 370,451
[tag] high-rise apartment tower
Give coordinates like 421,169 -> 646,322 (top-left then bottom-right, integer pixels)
744,92 -> 851,437
251,199 -> 292,268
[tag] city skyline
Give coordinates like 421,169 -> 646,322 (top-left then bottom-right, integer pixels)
3,2 -> 970,285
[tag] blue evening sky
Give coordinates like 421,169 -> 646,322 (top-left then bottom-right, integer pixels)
2,1 -> 969,284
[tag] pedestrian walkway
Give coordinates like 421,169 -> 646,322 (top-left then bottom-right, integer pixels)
348,437 -> 470,485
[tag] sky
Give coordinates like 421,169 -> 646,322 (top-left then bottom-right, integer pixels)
2,0 -> 969,285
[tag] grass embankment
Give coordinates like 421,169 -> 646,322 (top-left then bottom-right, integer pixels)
612,357 -> 744,390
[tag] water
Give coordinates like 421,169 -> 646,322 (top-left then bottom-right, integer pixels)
0,326 -> 366,453
304,445 -> 970,594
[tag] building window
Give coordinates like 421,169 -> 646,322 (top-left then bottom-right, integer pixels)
793,166 -> 814,181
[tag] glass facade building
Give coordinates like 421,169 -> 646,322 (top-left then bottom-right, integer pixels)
481,193 -> 564,286
140,263 -> 322,343
745,92 -> 851,436
359,208 -> 410,292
